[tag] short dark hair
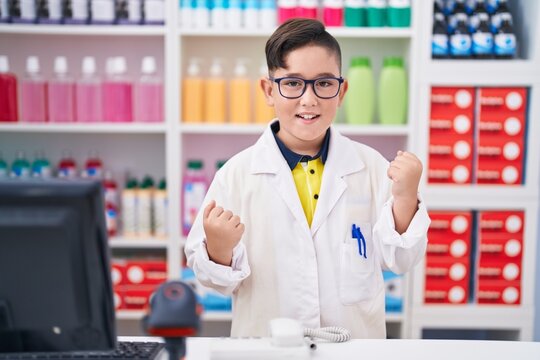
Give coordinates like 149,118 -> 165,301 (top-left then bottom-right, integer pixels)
265,18 -> 342,75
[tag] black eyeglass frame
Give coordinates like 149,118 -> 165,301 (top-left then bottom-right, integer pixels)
269,76 -> 345,99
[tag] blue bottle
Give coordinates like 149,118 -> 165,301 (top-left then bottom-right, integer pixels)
472,14 -> 493,58
450,19 -> 472,58
494,19 -> 516,59
432,12 -> 449,59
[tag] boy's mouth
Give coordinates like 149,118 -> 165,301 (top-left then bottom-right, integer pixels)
296,113 -> 320,121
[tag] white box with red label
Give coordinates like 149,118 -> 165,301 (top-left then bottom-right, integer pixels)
479,211 -> 524,237
476,280 -> 521,305
479,233 -> 523,263
115,285 -> 157,310
427,212 -> 472,258
479,87 -> 528,115
424,280 -> 469,304
431,87 -> 476,118
125,260 -> 167,286
429,157 -> 473,184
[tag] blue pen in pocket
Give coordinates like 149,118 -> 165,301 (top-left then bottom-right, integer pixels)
352,224 -> 367,259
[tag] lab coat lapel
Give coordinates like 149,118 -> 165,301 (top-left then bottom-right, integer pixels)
250,125 -> 312,237
311,128 -> 365,235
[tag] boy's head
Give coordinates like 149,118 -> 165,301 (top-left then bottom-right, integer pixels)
261,19 -> 348,155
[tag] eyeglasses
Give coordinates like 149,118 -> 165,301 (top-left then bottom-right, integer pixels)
269,76 -> 344,99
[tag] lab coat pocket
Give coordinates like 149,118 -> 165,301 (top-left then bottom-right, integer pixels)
339,222 -> 375,305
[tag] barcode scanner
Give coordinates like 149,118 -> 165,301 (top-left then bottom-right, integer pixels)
142,281 -> 202,360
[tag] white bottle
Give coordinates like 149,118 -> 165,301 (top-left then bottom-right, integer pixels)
193,0 -> 210,28
227,0 -> 243,28
91,0 -> 116,24
137,176 -> 154,238
179,0 -> 193,27
259,0 -> 277,28
144,0 -> 165,24
152,179 -> 168,238
244,0 -> 259,29
135,56 -> 163,123
122,178 -> 138,238
76,56 -> 102,123
211,0 -> 227,28
49,56 -> 75,123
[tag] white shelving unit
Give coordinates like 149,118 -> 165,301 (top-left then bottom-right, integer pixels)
1,0 -> 538,340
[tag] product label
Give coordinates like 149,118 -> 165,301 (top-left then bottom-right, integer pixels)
472,32 -> 493,55
450,34 -> 472,56
494,34 -> 516,56
144,0 -> 164,22
432,34 -> 449,56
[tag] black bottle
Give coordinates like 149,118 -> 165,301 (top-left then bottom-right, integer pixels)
494,19 -> 517,59
450,19 -> 472,59
469,0 -> 489,32
472,15 -> 494,59
432,12 -> 450,59
449,0 -> 468,33
491,0 -> 513,33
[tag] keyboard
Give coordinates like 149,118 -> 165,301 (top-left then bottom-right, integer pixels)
0,341 -> 165,360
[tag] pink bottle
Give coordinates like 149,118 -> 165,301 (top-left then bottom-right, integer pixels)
76,57 -> 102,123
135,56 -> 163,123
298,0 -> 318,19
0,56 -> 19,122
102,57 -> 133,123
49,56 -> 75,123
278,0 -> 298,23
323,0 -> 344,26
21,56 -> 48,123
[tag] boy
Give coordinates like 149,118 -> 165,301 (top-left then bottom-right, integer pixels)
185,18 -> 430,339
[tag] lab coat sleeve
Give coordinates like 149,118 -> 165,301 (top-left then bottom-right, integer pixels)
373,192 -> 431,274
184,173 -> 251,296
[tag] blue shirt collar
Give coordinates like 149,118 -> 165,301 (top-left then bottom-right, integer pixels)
271,121 -> 330,170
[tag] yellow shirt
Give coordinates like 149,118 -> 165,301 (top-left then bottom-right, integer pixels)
291,158 -> 324,227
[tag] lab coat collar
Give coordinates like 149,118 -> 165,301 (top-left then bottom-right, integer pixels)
250,121 -> 366,236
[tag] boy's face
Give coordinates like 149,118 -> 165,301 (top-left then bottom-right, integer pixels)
261,45 -> 348,154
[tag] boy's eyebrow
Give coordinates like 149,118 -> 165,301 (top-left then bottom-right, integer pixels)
283,72 -> 340,78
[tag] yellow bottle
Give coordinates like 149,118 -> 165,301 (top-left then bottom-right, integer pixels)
182,58 -> 204,123
255,62 -> 275,124
204,59 -> 226,123
229,59 -> 251,124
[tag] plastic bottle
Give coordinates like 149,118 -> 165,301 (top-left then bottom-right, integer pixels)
91,0 -> 116,24
179,0 -> 193,27
366,0 -> 386,27
211,0 -> 227,28
0,153 -> 8,178
103,57 -> 133,122
63,0 -> 91,24
0,56 -> 18,122
344,0 -> 367,27
193,0 -> 210,28
278,0 -> 298,24
0,0 -> 11,23
298,0 -> 318,20
182,160 -> 208,236
387,0 -> 410,27
450,19 -> 472,58
49,56 -> 76,123
491,0 -> 511,33
31,151 -> 52,178
486,0 -> 498,14
153,178 -> 168,238
57,150 -> 78,179
345,57 -> 374,125
255,62 -> 275,124
37,0 -> 63,24
21,56 -> 48,123
83,150 -> 103,179
137,175 -> 155,238
228,0 -> 243,28
469,0 -> 488,32
472,14 -> 494,58
230,59 -> 251,124
11,0 -> 37,23
122,178 -> 138,238
117,0 -> 143,25
76,56 -> 102,123
448,0 -> 468,33
378,57 -> 407,125
259,0 -> 277,28
204,59 -> 226,123
323,0 -> 344,27
144,0 -> 165,24
432,12 -> 449,58
244,0 -> 259,29
10,151 -> 31,179
135,56 -> 163,123
182,58 -> 204,123
103,171 -> 119,207
494,19 -> 516,59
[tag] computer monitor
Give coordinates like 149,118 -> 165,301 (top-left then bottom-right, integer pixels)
0,179 -> 116,352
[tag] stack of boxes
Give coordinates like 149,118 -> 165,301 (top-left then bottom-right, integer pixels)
428,87 -> 475,184
112,258 -> 167,310
424,212 -> 473,304
477,88 -> 527,185
476,211 -> 524,305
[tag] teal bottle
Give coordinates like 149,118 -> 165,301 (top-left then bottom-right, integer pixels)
378,57 -> 408,125
387,0 -> 411,27
367,0 -> 386,27
345,57 -> 375,125
11,150 -> 31,178
344,0 -> 367,27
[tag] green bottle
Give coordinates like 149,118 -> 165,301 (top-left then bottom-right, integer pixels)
378,57 -> 408,125
387,0 -> 411,27
11,150 -> 31,178
367,0 -> 386,27
344,0 -> 367,27
345,57 -> 375,125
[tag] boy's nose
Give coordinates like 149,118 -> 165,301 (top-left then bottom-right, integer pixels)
300,83 -> 318,106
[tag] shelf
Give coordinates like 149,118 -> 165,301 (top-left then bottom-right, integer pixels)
425,60 -> 538,86
180,123 -> 410,136
0,25 -> 165,36
423,186 -> 538,207
179,27 -> 413,38
109,238 -> 169,249
0,123 -> 167,134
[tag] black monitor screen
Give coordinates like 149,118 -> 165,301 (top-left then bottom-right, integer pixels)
0,179 -> 115,352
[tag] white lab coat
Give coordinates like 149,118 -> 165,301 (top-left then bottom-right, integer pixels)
185,122 -> 430,339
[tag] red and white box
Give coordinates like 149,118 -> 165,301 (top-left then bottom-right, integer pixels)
479,211 -> 524,237
427,212 -> 472,258
479,87 -> 528,115
125,260 -> 167,286
428,157 -> 472,184
426,257 -> 470,283
430,113 -> 474,137
430,134 -> 474,161
424,280 -> 468,304
115,285 -> 158,310
476,137 -> 524,185
431,87 -> 476,118
478,112 -> 525,138
477,257 -> 522,282
476,280 -> 521,305
111,259 -> 128,286
476,162 -> 523,185
479,233 -> 523,262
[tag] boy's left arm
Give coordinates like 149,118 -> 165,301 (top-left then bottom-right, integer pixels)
373,150 -> 431,274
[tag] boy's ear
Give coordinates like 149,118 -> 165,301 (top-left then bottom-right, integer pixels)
260,77 -> 275,106
337,79 -> 349,106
